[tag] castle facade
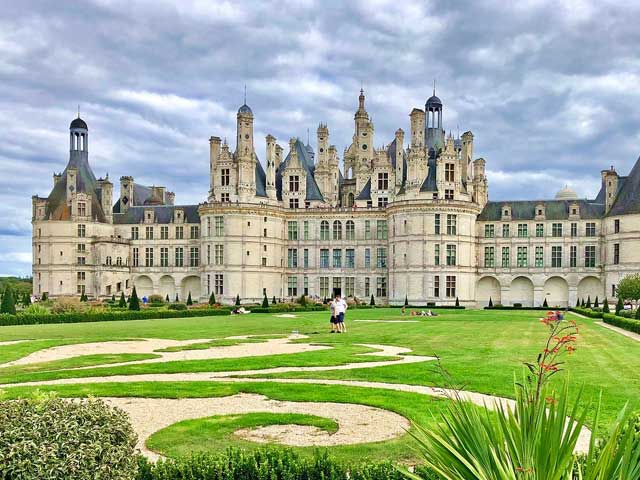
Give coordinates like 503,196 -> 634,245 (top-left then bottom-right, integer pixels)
32,90 -> 640,306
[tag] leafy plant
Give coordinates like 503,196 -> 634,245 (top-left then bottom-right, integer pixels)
50,296 -> 87,314
616,274 -> 640,305
129,287 -> 140,311
209,291 -> 216,306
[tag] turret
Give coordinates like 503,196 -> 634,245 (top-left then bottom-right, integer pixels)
209,136 -> 221,192
409,109 -> 425,148
317,123 -> 329,167
266,134 -> 277,200
394,128 -> 404,189
461,131 -> 473,184
236,103 -> 256,201
119,176 -> 134,213
425,88 -> 444,154
601,167 -> 619,213
472,158 -> 488,207
97,176 -> 113,222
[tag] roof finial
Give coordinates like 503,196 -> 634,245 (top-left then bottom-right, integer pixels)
307,128 -> 310,145
433,79 -> 436,97
77,104 -> 80,118
243,84 -> 247,105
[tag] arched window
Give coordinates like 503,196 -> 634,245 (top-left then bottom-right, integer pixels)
116,256 -> 122,266
333,220 -> 342,240
347,192 -> 354,207
106,256 -> 112,266
320,220 -> 330,241
346,220 -> 355,240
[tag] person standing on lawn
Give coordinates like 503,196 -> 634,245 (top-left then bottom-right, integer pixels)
335,294 -> 348,333
329,297 -> 338,333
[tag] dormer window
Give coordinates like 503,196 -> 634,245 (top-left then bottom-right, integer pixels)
289,175 -> 299,192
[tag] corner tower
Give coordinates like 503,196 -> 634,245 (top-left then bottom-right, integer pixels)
425,87 -> 444,155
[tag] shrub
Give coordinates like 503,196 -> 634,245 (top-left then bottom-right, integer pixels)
168,303 -> 187,311
455,297 -> 460,307
603,297 -> 610,313
0,395 -> 138,479
0,287 -> 16,315
51,296 -> 87,314
148,294 -> 165,304
542,297 -> 548,308
488,297 -> 493,307
404,295 -> 409,307
513,302 -> 523,308
119,292 -> 127,308
261,294 -> 269,308
22,303 -> 49,315
175,293 -> 179,302
586,295 -> 592,309
272,295 -> 276,305
21,292 -> 31,307
41,292 -> 48,301
187,292 -> 193,306
235,294 -> 241,306
603,313 -> 640,334
129,287 -> 140,311
370,294 -> 375,306
594,296 -> 599,308
298,294 -> 307,306
616,297 -> 624,315
209,292 -> 216,306
166,294 -> 171,303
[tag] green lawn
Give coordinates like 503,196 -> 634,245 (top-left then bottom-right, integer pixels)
0,308 -> 637,464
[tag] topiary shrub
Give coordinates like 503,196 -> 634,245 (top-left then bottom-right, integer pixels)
0,287 -> 16,315
119,292 -> 127,308
129,287 -> 140,311
543,297 -> 548,308
370,294 -> 375,306
168,303 -> 187,311
404,295 -> 409,307
148,294 -> 165,304
209,292 -> 216,306
455,297 -> 460,307
488,297 -> 493,308
235,294 -> 241,306
186,292 -> 193,306
261,294 -> 269,308
272,295 -> 276,305
603,297 -> 610,313
22,292 -> 31,307
298,294 -> 307,306
175,293 -> 179,302
586,296 -> 592,309
0,395 -> 138,479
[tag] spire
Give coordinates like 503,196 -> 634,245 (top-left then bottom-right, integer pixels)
77,104 -> 80,118
243,84 -> 247,105
359,88 -> 365,110
307,128 -> 310,145
433,79 -> 436,97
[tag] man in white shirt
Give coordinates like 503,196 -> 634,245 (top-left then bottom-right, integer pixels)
334,294 -> 348,333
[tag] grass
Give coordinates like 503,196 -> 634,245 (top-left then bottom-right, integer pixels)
0,308 -> 638,463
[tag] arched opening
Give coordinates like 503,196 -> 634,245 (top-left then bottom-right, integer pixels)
181,275 -> 201,302
159,275 -> 176,299
509,276 -> 534,307
577,276 -> 603,303
544,276 -> 569,308
347,192 -> 354,207
476,276 -> 501,306
346,167 -> 353,179
134,275 -> 153,298
333,220 -> 342,240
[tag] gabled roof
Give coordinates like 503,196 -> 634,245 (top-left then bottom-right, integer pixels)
113,183 -> 174,213
276,139 -> 324,202
478,199 -> 604,221
113,205 -> 200,224
255,155 -> 267,198
608,156 -> 640,216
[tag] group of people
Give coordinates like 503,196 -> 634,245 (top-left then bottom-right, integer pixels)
400,306 -> 438,317
329,294 -> 348,333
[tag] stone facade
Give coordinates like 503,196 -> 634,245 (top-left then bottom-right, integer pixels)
32,91 -> 640,306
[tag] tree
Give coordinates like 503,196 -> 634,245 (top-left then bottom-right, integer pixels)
542,297 -> 548,308
166,294 -> 170,303
603,297 -> 610,313
186,292 -> 193,306
616,273 -> 640,307
455,297 -> 460,307
370,294 -> 375,306
272,295 -> 276,305
235,294 -> 241,306
80,292 -> 88,302
209,292 -> 216,306
404,295 -> 409,307
22,292 -> 31,307
586,296 -> 592,309
0,287 -> 16,315
576,298 -> 580,308
581,298 -> 585,307
616,297 -> 624,315
118,292 -> 126,307
594,296 -> 599,308
111,294 -> 116,302
488,297 -> 493,308
299,294 -> 307,306
129,287 -> 140,311
636,305 -> 640,320
261,293 -> 269,308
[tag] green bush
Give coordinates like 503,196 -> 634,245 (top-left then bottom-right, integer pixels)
129,287 -> 140,311
187,292 -> 193,306
148,294 -> 165,303
235,294 -> 241,306
570,307 -> 603,318
604,313 -> 640,334
119,292 -> 127,307
0,395 -> 137,479
261,294 -> 269,308
168,303 -> 187,311
22,303 -> 49,315
1,287 -> 17,315
209,292 -> 216,306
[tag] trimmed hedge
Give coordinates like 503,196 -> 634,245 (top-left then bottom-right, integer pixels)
249,304 -> 328,314
394,305 -> 466,310
136,448 -> 439,480
485,306 -> 561,311
569,307 -> 603,318
603,313 -> 640,334
0,307 -> 231,326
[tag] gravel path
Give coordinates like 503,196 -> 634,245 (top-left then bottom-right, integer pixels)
103,393 -> 410,460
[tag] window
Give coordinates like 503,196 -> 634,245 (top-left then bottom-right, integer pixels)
446,244 -> 456,266
484,246 -> 495,267
77,256 -> 86,265
207,244 -> 211,264
517,246 -> 528,267
376,277 -> 387,297
214,274 -> 224,295
77,271 -> 86,282
289,198 -> 299,209
364,220 -> 371,239
214,217 -> 224,236
303,221 -> 309,240
146,226 -> 154,240
190,247 -> 199,267
333,221 -> 342,240
535,246 -> 544,267
190,225 -> 200,239
133,248 -> 139,267
503,224 -> 510,238
78,224 -> 86,237
585,246 -> 596,267
288,276 -> 298,296
552,246 -> 562,267
571,222 -> 577,237
376,247 -> 387,268
345,277 -> 355,297
77,243 -> 86,252
77,285 -> 85,294
484,224 -> 494,238
614,219 -> 620,233
320,277 -> 329,298
214,245 -> 224,265
364,277 -> 370,297
320,221 -> 330,240
446,214 -> 457,235
288,221 -> 298,240
502,247 -> 510,267
262,257 -> 267,266
345,248 -> 355,268
333,249 -> 342,268
536,223 -> 544,237
445,163 -> 455,182
434,275 -> 440,297
444,189 -> 454,200
435,214 -> 441,234
614,243 -> 620,265
517,224 -> 528,237
220,193 -> 230,202
570,245 -> 577,267
365,248 -> 371,268
434,244 -> 440,266
377,197 -> 388,207
77,202 -> 86,216
289,175 -> 299,192
131,226 -> 139,240
377,172 -> 389,190
320,249 -> 329,268
161,226 -> 168,239
446,275 -> 456,298
221,168 -> 230,186
586,222 -> 596,237
175,247 -> 184,267
333,277 -> 342,296
145,247 -> 154,267
160,247 -> 168,267
288,248 -> 298,268
345,220 -> 355,240
303,248 -> 309,268
552,223 -> 562,237
176,226 -> 184,239
303,276 -> 309,296
377,220 -> 388,239
116,257 -> 122,266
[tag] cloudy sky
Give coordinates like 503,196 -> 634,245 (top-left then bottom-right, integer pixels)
1,0 -> 640,276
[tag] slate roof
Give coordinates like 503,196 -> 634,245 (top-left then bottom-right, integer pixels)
70,117 -> 88,129
113,205 -> 200,224
420,157 -> 438,192
356,178 -> 371,200
608,156 -> 640,216
255,156 -> 267,197
113,183 -> 173,213
478,199 -> 605,221
276,139 -> 324,202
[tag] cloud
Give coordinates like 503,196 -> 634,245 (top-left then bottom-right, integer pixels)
1,0 -> 640,276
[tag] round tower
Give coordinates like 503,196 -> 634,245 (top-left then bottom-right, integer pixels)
425,89 -> 444,155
